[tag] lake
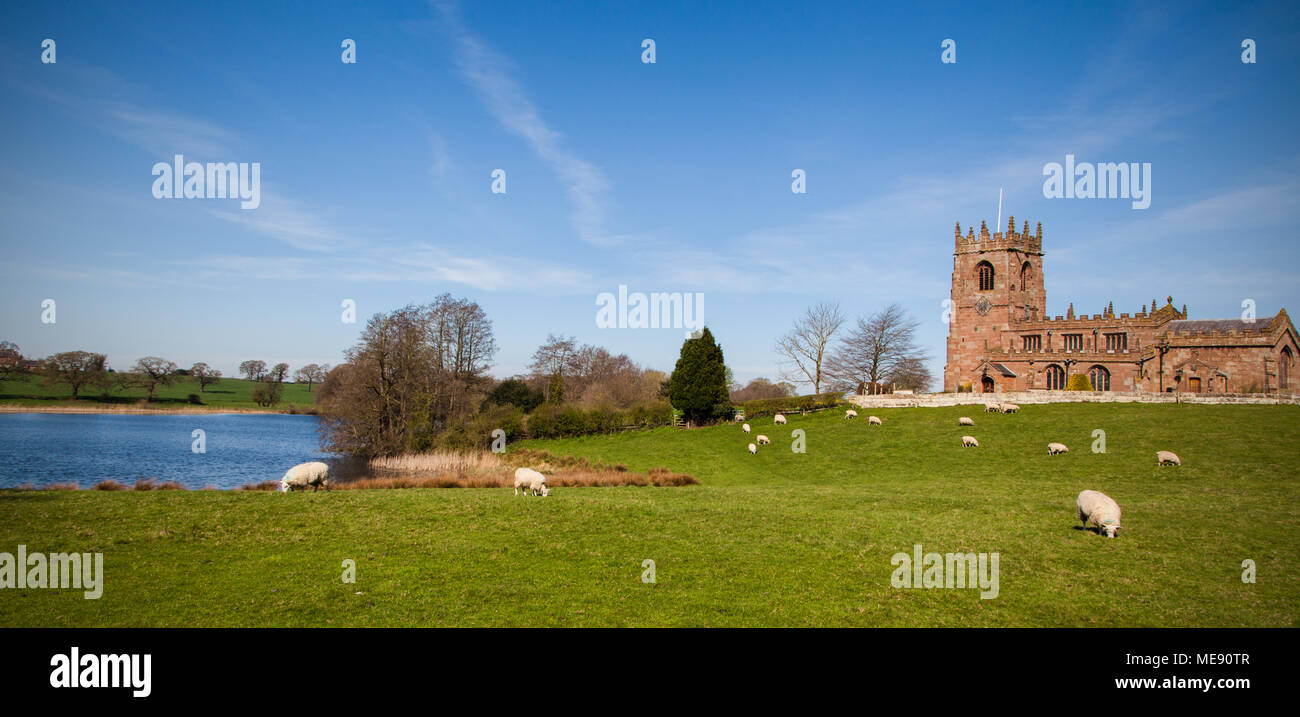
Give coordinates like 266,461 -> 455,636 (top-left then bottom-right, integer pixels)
0,413 -> 327,490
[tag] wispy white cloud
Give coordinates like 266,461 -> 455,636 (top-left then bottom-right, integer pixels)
434,1 -> 620,246
208,193 -> 355,253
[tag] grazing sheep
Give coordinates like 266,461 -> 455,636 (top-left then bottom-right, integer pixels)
984,403 -> 1001,413
1000,403 -> 1020,414
774,414 -> 788,425
742,423 -> 751,434
1047,442 -> 1069,455
1156,450 -> 1181,466
868,415 -> 882,425
747,443 -> 757,455
756,435 -> 771,445
280,461 -> 330,492
844,409 -> 858,419
1076,490 -> 1122,538
961,435 -> 979,448
513,467 -> 550,497
959,417 -> 974,426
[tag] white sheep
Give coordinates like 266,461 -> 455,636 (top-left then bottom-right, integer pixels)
756,434 -> 771,445
1047,442 -> 1069,455
1001,403 -> 1020,414
1156,450 -> 1181,467
958,417 -> 974,426
985,403 -> 1001,413
747,443 -> 757,455
1076,490 -> 1122,538
844,409 -> 858,419
868,415 -> 882,425
513,467 -> 550,497
961,435 -> 979,448
742,423 -> 751,434
280,461 -> 330,492
774,414 -> 787,425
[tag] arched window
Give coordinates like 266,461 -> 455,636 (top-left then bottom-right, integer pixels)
1046,365 -> 1066,390
1020,262 -> 1032,291
1282,346 -> 1294,389
977,261 -> 994,291
1089,365 -> 1110,392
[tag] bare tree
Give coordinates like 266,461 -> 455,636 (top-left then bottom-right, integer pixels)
190,362 -> 222,392
239,360 -> 267,381
269,362 -> 290,383
293,363 -> 330,391
528,334 -> 578,402
130,357 -> 178,401
41,351 -> 107,398
825,303 -> 927,394
774,302 -> 845,395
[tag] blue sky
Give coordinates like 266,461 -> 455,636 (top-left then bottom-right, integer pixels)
1,1 -> 1297,388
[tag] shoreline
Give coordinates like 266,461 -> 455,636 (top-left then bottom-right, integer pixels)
0,404 -> 312,416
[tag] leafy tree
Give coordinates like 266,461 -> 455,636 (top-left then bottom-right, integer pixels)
40,351 -> 107,398
239,360 -> 267,381
483,378 -> 542,411
130,357 -> 178,401
667,327 -> 731,425
189,362 -> 222,392
250,381 -> 282,407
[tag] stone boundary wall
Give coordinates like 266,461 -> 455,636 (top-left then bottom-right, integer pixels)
845,391 -> 1300,409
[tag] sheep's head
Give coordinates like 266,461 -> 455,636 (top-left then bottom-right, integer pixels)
1101,522 -> 1120,538
539,485 -> 550,497
279,479 -> 290,492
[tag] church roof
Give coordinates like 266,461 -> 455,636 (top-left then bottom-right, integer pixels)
1165,316 -> 1276,335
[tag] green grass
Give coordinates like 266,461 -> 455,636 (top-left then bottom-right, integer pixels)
0,374 -> 317,412
0,403 -> 1296,626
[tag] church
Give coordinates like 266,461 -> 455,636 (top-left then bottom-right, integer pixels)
943,218 -> 1299,394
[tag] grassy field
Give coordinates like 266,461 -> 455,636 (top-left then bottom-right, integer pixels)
0,402 -> 1296,626
0,374 -> 317,412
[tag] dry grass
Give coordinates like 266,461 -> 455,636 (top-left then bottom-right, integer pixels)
92,480 -> 129,491
240,480 -> 281,491
43,482 -> 79,491
332,448 -> 697,490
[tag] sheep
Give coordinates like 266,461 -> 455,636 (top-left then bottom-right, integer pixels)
1076,490 -> 1122,538
1156,450 -> 1181,467
961,435 -> 979,448
742,423 -> 751,434
280,461 -> 330,492
1000,403 -> 1020,414
747,443 -> 757,455
868,415 -> 882,425
774,413 -> 788,425
958,417 -> 974,426
1047,442 -> 1069,455
844,409 -> 858,419
984,403 -> 1001,413
756,435 -> 771,445
513,467 -> 550,497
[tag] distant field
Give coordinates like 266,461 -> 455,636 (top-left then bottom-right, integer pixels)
0,374 -> 317,412
0,402 -> 1296,626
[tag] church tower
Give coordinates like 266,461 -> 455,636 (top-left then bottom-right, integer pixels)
943,216 -> 1046,391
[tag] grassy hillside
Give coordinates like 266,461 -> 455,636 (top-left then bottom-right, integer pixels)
0,403 -> 1296,626
0,374 -> 317,411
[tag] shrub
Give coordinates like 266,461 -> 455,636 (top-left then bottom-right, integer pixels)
187,393 -> 203,405
741,392 -> 845,419
1066,374 -> 1094,391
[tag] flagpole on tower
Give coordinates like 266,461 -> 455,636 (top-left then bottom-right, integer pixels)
996,187 -> 1003,236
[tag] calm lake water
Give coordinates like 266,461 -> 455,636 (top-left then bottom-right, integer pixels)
0,413 -> 327,490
